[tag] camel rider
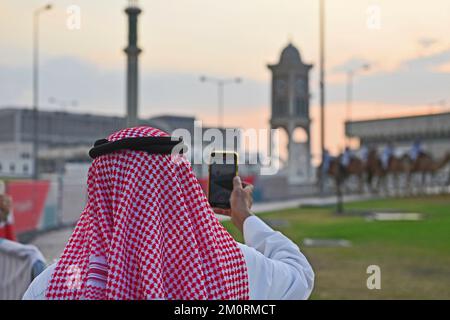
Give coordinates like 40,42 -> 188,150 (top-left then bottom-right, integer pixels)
341,147 -> 352,169
322,149 -> 332,175
360,145 -> 369,162
381,144 -> 394,170
410,140 -> 424,162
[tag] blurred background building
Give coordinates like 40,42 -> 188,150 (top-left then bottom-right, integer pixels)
346,111 -> 450,158
0,106 -> 251,237
0,107 -> 249,178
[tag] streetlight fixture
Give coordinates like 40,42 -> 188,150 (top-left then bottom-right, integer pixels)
199,76 -> 242,128
345,64 -> 370,121
48,97 -> 78,111
345,63 -> 370,146
32,3 -> 52,180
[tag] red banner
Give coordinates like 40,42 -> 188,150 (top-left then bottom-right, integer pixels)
6,180 -> 50,234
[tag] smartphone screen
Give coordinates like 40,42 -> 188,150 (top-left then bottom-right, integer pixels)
208,151 -> 238,209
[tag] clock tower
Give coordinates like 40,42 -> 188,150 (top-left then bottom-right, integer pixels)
268,43 -> 313,181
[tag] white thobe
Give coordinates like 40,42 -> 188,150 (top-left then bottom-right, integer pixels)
23,216 -> 314,300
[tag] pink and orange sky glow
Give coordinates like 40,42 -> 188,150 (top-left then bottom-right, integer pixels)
1,0 -> 449,161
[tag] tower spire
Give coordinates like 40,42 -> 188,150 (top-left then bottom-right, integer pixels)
287,33 -> 293,43
124,0 -> 142,127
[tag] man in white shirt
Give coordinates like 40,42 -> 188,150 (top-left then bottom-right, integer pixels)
23,127 -> 314,300
24,176 -> 314,300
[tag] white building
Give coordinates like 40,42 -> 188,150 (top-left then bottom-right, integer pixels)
0,143 -> 33,178
346,111 -> 450,158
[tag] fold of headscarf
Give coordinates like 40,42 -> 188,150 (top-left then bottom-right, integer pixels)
46,126 -> 249,300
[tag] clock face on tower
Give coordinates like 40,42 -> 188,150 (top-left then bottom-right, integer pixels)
295,78 -> 306,96
275,79 -> 287,96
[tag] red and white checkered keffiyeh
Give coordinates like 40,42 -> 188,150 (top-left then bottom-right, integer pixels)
46,126 -> 249,300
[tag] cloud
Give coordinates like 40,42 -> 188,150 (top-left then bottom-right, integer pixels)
322,48 -> 450,106
331,57 -> 372,74
401,48 -> 450,71
0,56 -> 122,113
417,37 -> 439,49
0,64 -> 31,104
0,56 -> 268,118
1,48 -> 449,119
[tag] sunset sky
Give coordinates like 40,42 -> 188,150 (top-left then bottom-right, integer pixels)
1,0 -> 449,161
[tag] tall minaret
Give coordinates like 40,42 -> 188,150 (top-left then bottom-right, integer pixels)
124,0 -> 142,127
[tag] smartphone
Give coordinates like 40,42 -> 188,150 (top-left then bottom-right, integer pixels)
208,151 -> 238,209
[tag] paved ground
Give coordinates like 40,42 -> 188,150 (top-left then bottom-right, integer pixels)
31,228 -> 73,264
252,193 -> 376,213
31,194 -> 375,263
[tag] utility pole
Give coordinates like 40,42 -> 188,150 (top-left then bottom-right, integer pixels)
319,0 -> 326,193
199,76 -> 241,128
345,64 -> 370,146
32,3 -> 52,180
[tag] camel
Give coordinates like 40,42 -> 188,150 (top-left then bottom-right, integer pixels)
431,152 -> 450,173
317,155 -> 365,194
342,156 -> 366,193
366,149 -> 411,194
317,157 -> 346,213
389,154 -> 412,194
407,152 -> 450,188
317,157 -> 341,189
366,149 -> 383,192
407,153 -> 433,188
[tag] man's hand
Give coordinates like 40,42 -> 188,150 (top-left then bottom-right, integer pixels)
214,176 -> 253,233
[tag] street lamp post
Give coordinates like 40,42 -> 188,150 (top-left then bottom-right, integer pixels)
345,64 -> 370,123
319,0 -> 326,194
48,97 -> 78,112
200,76 -> 241,128
32,3 -> 52,180
345,64 -> 370,146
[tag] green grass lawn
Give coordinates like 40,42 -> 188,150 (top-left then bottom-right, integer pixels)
222,195 -> 450,299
